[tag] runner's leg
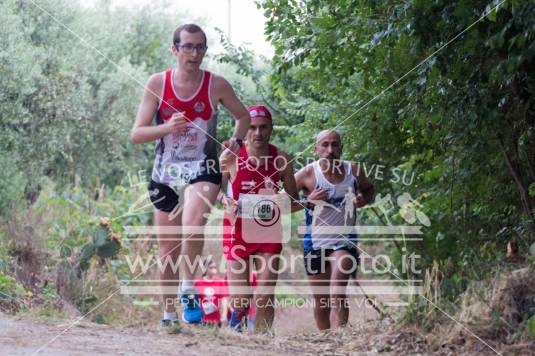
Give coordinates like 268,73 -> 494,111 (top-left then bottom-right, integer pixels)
154,208 -> 182,313
227,259 -> 252,310
252,252 -> 280,332
180,181 -> 219,283
329,249 -> 355,327
308,269 -> 331,330
227,257 -> 252,331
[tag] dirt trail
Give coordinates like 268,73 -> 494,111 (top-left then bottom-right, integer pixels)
0,284 -> 505,356
2,309 -> 515,356
1,309 -> 430,356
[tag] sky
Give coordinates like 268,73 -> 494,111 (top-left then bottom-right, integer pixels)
93,0 -> 274,58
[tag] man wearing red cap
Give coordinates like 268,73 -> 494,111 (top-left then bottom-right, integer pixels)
219,105 -> 299,332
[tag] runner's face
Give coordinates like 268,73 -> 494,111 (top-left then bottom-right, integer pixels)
206,262 -> 217,278
315,132 -> 342,161
173,30 -> 206,70
247,118 -> 272,148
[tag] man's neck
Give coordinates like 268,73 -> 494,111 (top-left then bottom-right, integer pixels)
175,66 -> 202,84
246,143 -> 270,158
319,159 -> 344,177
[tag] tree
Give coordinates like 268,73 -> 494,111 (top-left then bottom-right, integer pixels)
259,0 -> 535,286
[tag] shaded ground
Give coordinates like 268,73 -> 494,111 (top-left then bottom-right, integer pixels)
2,311 -> 518,356
0,314 -> 429,356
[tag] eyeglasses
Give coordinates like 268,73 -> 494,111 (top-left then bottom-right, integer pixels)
175,43 -> 208,53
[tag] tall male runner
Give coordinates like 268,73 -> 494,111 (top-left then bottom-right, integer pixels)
295,130 -> 374,330
131,24 -> 250,328
219,105 -> 298,332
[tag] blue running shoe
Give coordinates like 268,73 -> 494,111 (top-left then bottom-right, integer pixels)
229,309 -> 247,332
180,291 -> 203,324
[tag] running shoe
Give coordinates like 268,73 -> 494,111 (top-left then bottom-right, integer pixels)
229,309 -> 247,332
180,291 -> 203,324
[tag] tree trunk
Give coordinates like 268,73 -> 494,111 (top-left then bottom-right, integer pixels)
496,133 -> 535,228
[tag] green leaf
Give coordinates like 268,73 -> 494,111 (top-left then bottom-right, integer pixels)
486,5 -> 497,22
79,243 -> 96,271
94,226 -> 108,247
96,240 -> 120,258
60,245 -> 72,258
528,314 -> 535,337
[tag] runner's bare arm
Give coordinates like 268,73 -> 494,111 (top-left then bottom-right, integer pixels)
217,171 -> 229,204
295,164 -> 327,206
218,171 -> 237,213
219,148 -> 237,181
220,296 -> 229,323
295,168 -> 304,192
213,76 -> 250,139
131,74 -> 187,144
277,151 -> 300,212
293,165 -> 312,211
352,163 -> 374,207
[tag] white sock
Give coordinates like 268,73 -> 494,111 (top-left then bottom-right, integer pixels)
180,280 -> 194,294
163,311 -> 178,321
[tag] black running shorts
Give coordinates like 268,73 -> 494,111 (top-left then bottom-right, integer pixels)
148,173 -> 222,213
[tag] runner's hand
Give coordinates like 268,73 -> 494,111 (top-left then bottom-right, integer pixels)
272,193 -> 290,212
222,195 -> 238,214
166,112 -> 188,134
354,192 -> 366,208
307,188 -> 328,202
219,148 -> 235,170
221,140 -> 240,156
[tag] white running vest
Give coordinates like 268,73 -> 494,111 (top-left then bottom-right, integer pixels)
303,160 -> 358,251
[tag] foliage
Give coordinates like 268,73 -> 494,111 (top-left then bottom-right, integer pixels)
0,155 -> 27,217
0,0 -> 268,322
528,314 -> 535,337
258,0 -> 535,303
0,272 -> 27,299
27,177 -> 152,316
0,0 -> 191,214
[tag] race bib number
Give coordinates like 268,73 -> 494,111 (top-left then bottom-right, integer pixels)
202,299 -> 218,315
256,200 -> 274,220
239,192 -> 291,244
165,161 -> 203,189
239,194 -> 273,220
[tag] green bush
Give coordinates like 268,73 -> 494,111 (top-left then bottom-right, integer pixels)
0,155 -> 27,217
0,272 -> 27,299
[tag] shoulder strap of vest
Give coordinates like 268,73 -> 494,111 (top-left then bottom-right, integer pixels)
268,144 -> 278,159
198,70 -> 211,97
312,161 -> 323,188
162,69 -> 174,104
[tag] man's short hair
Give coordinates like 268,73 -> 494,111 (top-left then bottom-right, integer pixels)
315,129 -> 341,143
173,24 -> 207,45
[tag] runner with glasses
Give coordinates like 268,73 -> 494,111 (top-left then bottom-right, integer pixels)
131,23 -> 250,331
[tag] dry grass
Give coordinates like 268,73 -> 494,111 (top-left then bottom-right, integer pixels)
4,211 -> 48,294
430,266 -> 535,354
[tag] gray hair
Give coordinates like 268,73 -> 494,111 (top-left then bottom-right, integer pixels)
315,129 -> 341,143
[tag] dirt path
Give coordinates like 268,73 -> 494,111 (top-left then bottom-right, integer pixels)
0,314 -> 285,356
2,311 -> 516,356
1,312 -> 434,356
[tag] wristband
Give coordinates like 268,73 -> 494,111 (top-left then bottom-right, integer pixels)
300,198 -> 314,210
230,136 -> 243,147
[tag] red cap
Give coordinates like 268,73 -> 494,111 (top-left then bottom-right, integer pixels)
247,105 -> 272,121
